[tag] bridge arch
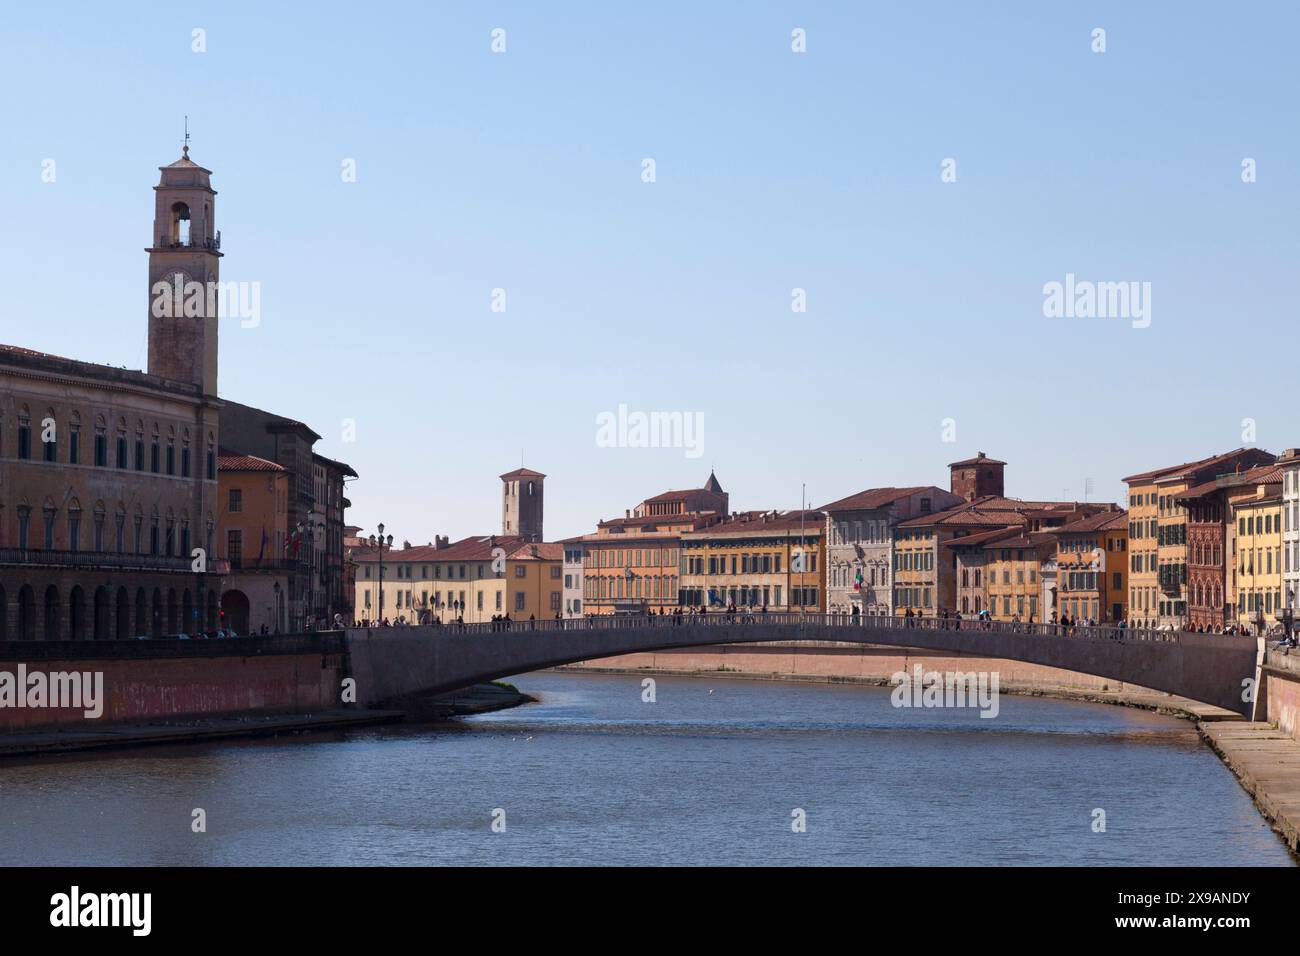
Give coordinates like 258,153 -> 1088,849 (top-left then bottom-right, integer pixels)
344,615 -> 1260,717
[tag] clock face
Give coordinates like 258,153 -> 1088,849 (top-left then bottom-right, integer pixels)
162,269 -> 192,290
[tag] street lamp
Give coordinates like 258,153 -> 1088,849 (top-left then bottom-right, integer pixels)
368,524 -> 394,625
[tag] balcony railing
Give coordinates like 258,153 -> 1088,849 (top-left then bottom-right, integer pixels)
156,232 -> 220,251
224,558 -> 309,573
0,548 -> 209,573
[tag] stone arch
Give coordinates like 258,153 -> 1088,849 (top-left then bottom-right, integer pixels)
135,587 -> 148,637
43,585 -> 60,641
93,586 -> 110,639
151,588 -> 163,638
17,584 -> 34,639
169,201 -> 192,244
115,587 -> 130,640
221,589 -> 250,635
69,585 -> 86,639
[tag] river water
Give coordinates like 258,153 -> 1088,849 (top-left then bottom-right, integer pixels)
0,671 -> 1291,866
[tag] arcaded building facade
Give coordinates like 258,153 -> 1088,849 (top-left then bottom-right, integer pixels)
0,148 -> 223,638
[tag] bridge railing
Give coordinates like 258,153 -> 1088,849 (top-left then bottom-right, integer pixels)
351,612 -> 1193,645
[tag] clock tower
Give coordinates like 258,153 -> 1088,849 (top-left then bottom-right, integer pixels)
146,144 -> 222,396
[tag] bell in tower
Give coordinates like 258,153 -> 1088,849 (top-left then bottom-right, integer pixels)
146,141 -> 222,396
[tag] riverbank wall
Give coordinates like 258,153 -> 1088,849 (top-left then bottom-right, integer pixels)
0,635 -> 348,731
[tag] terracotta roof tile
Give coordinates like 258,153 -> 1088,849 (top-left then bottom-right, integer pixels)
217,451 -> 286,473
819,486 -> 934,513
682,510 -> 824,539
1123,447 -> 1274,484
942,527 -> 1021,549
1049,510 -> 1129,534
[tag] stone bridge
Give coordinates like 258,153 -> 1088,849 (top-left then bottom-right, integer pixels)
345,614 -> 1265,717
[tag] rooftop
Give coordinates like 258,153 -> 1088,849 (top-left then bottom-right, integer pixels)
1123,447 -> 1275,484
819,486 -> 934,513
948,452 -> 1007,468
217,451 -> 286,473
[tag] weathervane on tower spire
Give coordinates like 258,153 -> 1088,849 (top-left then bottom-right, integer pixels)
183,115 -> 190,159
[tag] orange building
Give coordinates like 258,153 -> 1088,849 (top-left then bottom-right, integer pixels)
1051,510 -> 1128,624
216,452 -> 292,635
579,519 -> 690,615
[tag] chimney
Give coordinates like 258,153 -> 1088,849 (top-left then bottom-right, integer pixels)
435,535 -> 449,549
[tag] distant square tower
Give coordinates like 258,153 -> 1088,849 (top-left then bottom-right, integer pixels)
501,468 -> 545,541
949,452 -> 1006,501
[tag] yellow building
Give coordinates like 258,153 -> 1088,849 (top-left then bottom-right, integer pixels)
982,532 -> 1055,622
352,534 -> 562,624
1233,481 -> 1283,631
679,510 -> 823,611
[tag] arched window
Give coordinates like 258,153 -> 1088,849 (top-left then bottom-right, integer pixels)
16,503 -> 31,550
67,498 -> 82,552
93,501 -> 106,552
68,411 -> 81,465
170,201 -> 192,245
42,498 -> 57,550
93,415 -> 107,467
116,417 -> 128,469
41,407 -> 56,462
17,406 -> 31,460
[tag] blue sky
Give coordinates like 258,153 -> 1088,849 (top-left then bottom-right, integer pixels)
2,2 -> 1296,542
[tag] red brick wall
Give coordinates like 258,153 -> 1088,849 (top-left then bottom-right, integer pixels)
0,651 -> 345,730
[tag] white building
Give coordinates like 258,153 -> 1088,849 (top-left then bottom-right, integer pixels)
821,486 -> 962,616
561,538 -> 584,618
1281,449 -> 1300,629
